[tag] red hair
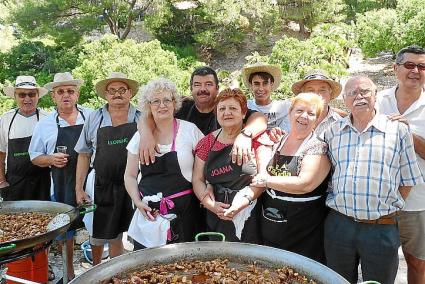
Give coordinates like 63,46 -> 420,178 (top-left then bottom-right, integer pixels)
214,88 -> 248,115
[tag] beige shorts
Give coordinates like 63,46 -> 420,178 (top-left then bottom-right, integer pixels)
90,233 -> 123,246
399,210 -> 425,260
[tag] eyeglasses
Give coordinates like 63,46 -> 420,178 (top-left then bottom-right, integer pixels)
16,92 -> 37,98
345,89 -> 374,98
149,98 -> 174,107
398,62 -> 425,71
55,89 -> 76,96
107,87 -> 129,95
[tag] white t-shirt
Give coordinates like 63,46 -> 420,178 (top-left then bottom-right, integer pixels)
126,119 -> 204,182
377,86 -> 425,211
247,99 -> 291,131
0,109 -> 49,153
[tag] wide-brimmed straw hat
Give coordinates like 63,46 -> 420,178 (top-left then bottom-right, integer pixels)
95,72 -> 139,99
44,72 -> 84,91
291,69 -> 342,100
3,75 -> 48,98
242,62 -> 282,91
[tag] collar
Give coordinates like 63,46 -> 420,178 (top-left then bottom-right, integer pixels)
338,111 -> 386,133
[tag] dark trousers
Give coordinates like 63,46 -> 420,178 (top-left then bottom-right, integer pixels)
324,210 -> 399,284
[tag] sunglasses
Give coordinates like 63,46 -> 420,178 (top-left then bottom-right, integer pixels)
398,62 -> 425,71
107,87 -> 129,95
16,92 -> 37,98
55,89 -> 76,96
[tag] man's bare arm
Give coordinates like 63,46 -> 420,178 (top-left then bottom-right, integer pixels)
137,115 -> 157,165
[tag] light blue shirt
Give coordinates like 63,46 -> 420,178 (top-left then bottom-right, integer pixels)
29,106 -> 93,160
74,104 -> 140,165
324,114 -> 424,220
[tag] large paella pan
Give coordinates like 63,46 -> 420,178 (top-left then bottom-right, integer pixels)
71,241 -> 350,284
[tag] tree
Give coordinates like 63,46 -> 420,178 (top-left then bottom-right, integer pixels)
8,0 -> 157,45
276,0 -> 347,35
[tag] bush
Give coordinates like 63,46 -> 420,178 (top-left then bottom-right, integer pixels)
73,35 -> 202,109
0,40 -> 81,111
355,9 -> 399,57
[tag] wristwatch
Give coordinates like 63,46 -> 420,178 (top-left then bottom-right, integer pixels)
243,194 -> 254,205
241,128 -> 253,138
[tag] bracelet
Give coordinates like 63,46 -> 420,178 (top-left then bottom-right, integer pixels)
243,194 -> 254,205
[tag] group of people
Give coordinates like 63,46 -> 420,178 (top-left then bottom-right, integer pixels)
0,44 -> 424,284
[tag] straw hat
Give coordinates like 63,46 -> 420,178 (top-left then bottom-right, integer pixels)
242,62 -> 282,91
3,75 -> 48,98
291,69 -> 342,100
44,72 -> 84,91
95,72 -> 139,99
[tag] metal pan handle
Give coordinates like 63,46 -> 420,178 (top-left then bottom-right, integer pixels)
78,203 -> 97,216
0,243 -> 16,252
195,232 -> 226,242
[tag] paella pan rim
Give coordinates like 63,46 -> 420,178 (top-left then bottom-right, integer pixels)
70,241 -> 349,284
0,200 -> 77,258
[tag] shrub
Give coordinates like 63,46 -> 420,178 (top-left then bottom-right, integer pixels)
355,9 -> 399,57
73,35 -> 202,109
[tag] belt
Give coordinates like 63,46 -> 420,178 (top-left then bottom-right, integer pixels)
334,210 -> 398,225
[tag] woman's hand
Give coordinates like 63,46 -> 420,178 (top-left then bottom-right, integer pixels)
203,197 -> 231,220
135,201 -> 155,221
251,173 -> 270,188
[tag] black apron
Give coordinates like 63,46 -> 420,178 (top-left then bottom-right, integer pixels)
204,130 -> 261,244
51,108 -> 86,231
261,142 -> 329,263
92,109 -> 137,239
138,119 -> 200,243
2,109 -> 50,201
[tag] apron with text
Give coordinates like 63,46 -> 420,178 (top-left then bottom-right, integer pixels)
138,119 -> 200,243
3,109 -> 50,201
92,110 -> 137,239
261,148 -> 329,263
204,130 -> 261,244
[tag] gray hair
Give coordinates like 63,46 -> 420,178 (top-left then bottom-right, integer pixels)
138,77 -> 182,117
343,76 -> 377,96
395,45 -> 425,64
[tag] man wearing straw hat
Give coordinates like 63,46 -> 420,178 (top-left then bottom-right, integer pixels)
0,75 -> 50,201
29,72 -> 92,280
291,69 -> 345,136
74,72 -> 140,265
242,62 -> 291,131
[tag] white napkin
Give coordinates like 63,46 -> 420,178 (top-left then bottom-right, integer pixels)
232,186 -> 257,240
127,193 -> 171,248
82,170 -> 95,236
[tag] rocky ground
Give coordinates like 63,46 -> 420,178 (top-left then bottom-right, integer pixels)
46,50 -> 407,284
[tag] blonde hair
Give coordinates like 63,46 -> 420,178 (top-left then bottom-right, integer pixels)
138,77 -> 182,117
289,92 -> 325,119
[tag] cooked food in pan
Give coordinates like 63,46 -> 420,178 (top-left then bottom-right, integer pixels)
0,212 -> 53,243
107,258 -> 317,284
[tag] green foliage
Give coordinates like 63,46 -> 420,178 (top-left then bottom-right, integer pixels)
344,0 -> 397,22
355,8 -> 399,57
73,35 -> 201,109
0,40 -> 81,109
277,0 -> 347,33
355,0 -> 425,57
8,0 -> 157,46
145,0 -> 250,53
